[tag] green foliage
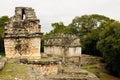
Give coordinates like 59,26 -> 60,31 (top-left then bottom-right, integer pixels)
51,22 -> 66,33
97,21 -> 120,76
42,22 -> 68,40
68,14 -> 113,56
68,14 -> 112,37
0,52 -> 5,56
0,16 -> 10,37
41,39 -> 44,52
0,16 -> 9,54
82,29 -> 101,56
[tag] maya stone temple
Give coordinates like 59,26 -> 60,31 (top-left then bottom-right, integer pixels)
44,34 -> 82,57
4,7 -> 43,59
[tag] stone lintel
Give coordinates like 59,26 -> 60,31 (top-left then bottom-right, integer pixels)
4,33 -> 43,38
43,44 -> 81,47
12,19 -> 40,23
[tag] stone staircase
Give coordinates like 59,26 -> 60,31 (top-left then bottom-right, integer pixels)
28,57 -> 100,80
48,62 -> 99,80
48,68 -> 99,80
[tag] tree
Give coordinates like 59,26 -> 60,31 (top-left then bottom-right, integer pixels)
0,16 -> 10,37
51,22 -> 67,34
68,14 -> 114,56
43,22 -> 67,40
68,14 -> 112,37
0,16 -> 9,55
82,29 -> 101,56
97,21 -> 120,76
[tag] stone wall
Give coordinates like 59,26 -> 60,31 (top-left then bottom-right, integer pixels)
20,57 -> 99,80
44,34 -> 81,57
68,47 -> 81,57
44,46 -> 82,57
4,38 -> 41,59
31,64 -> 58,76
81,54 -> 101,65
44,46 -> 64,56
4,7 -> 42,59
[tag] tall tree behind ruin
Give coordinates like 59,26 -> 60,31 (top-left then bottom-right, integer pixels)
0,16 -> 9,55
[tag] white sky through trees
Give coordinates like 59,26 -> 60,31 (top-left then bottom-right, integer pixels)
0,0 -> 120,33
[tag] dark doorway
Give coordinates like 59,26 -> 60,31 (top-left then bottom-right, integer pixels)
22,9 -> 25,20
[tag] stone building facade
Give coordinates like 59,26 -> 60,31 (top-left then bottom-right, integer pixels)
4,7 -> 42,59
44,34 -> 81,57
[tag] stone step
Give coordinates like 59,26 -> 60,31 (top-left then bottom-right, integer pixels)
63,71 -> 88,76
49,75 -> 99,80
49,77 -> 88,80
57,74 -> 87,78
48,69 -> 99,80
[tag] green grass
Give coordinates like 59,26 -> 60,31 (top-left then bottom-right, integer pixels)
81,64 -> 120,80
0,59 -> 29,80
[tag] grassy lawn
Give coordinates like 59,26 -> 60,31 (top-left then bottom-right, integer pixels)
81,64 -> 120,80
0,59 -> 29,80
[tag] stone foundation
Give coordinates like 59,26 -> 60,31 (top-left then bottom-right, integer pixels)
44,34 -> 81,57
31,64 -> 58,76
4,37 -> 41,59
22,58 -> 99,80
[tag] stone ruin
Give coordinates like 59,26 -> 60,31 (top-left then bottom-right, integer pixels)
3,7 -> 100,80
44,34 -> 82,57
4,7 -> 43,59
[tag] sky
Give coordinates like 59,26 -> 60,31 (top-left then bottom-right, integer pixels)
0,0 -> 120,33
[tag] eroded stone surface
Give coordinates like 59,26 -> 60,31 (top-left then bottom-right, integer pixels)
44,34 -> 82,57
4,7 -> 42,59
26,57 -> 99,80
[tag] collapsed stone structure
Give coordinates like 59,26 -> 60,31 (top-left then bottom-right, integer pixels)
4,7 -> 42,59
44,34 -> 81,57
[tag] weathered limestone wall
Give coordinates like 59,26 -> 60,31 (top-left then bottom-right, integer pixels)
44,46 -> 64,56
44,46 -> 82,57
19,60 -> 60,76
81,54 -> 101,65
68,47 -> 82,57
4,7 -> 42,59
31,64 -> 58,75
44,34 -> 81,57
4,37 -> 41,59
